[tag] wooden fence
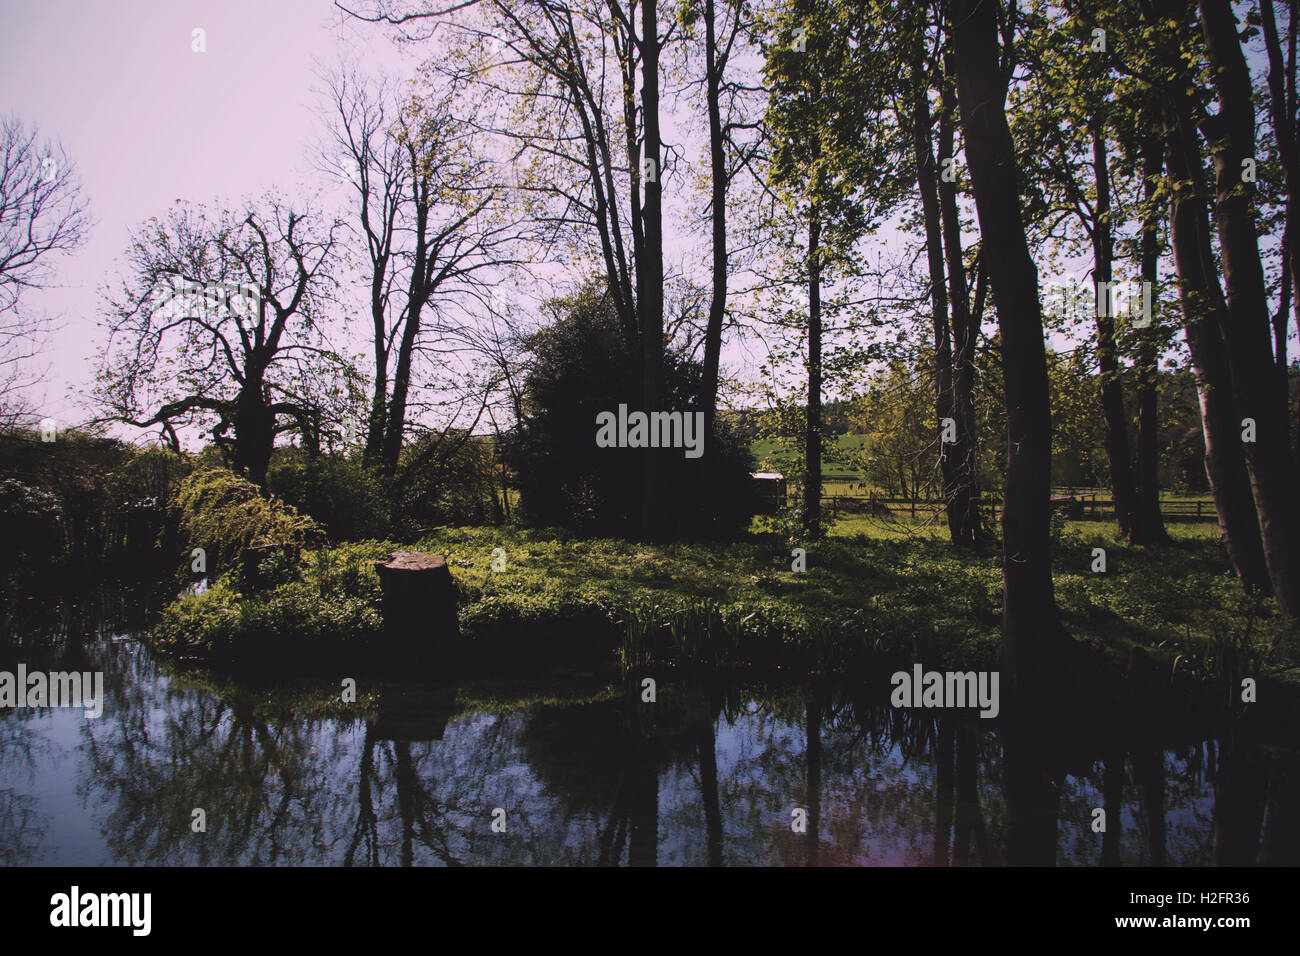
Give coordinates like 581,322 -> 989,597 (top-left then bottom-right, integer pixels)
815,487 -> 1218,522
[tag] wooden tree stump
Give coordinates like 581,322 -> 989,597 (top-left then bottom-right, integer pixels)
373,551 -> 457,647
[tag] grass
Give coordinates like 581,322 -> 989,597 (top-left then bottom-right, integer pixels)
152,519 -> 1299,705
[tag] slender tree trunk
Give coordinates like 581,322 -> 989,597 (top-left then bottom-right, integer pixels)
382,302 -> 420,475
804,211 -> 822,538
909,53 -> 961,548
1091,128 -> 1139,541
702,0 -> 727,424
1200,0 -> 1300,617
1259,0 -> 1300,439
382,177 -> 431,476
950,0 -> 1068,698
939,72 -> 985,550
1133,130 -> 1169,545
1162,102 -> 1272,593
640,0 -> 666,540
366,274 -> 388,462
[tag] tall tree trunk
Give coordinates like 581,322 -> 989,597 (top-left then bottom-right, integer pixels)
1162,99 -> 1272,593
1133,130 -> 1169,545
1200,0 -> 1300,617
702,0 -> 727,424
804,211 -> 823,538
939,71 -> 985,550
365,271 -> 388,463
640,0 -> 666,540
950,0 -> 1068,698
382,174 -> 432,476
1091,128 -> 1139,541
1259,0 -> 1300,443
909,52 -> 961,547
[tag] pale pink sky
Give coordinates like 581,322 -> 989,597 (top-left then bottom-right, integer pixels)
0,0 -> 413,433
6,1 -> 1286,444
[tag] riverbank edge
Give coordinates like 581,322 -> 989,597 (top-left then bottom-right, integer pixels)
147,526 -> 1300,732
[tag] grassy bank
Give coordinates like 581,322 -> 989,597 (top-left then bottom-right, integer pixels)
154,522 -> 1298,702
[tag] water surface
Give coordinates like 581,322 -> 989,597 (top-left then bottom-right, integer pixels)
1,606 -> 1296,866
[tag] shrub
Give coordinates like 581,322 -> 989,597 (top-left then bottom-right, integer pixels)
172,466 -> 325,579
0,477 -> 63,571
391,430 -> 504,536
267,450 -> 390,542
502,279 -> 756,539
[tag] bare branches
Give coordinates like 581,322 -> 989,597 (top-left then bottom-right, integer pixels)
0,115 -> 91,313
94,197 -> 351,465
0,115 -> 90,425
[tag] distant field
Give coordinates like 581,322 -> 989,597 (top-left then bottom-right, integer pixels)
750,434 -> 870,479
748,438 -> 1216,515
752,508 -> 1229,541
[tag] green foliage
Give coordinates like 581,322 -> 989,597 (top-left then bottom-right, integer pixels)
172,466 -> 325,579
762,0 -> 904,247
392,431 -> 503,535
503,279 -> 756,538
152,517 -> 1297,696
267,450 -> 390,542
0,429 -> 189,570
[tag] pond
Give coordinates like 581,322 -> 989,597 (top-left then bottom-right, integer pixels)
1,592 -> 1296,866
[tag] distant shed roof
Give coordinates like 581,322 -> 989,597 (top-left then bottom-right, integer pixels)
751,472 -> 785,480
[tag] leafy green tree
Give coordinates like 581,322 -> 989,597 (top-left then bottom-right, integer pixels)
761,0 -> 905,537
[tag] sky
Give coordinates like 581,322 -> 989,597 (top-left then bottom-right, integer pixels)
4,1 -> 1295,446
0,0 -> 413,435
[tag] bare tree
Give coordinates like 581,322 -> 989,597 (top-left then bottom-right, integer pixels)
0,115 -> 91,426
93,197 -> 352,486
319,64 -> 522,478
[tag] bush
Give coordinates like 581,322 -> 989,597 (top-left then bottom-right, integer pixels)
0,477 -> 63,571
0,430 -> 189,569
391,430 -> 504,536
502,279 -> 756,539
172,466 -> 325,580
267,450 -> 390,542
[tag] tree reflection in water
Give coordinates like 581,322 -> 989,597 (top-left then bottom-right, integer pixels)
1,619 -> 1296,866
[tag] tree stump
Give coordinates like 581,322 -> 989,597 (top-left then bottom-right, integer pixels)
373,551 -> 457,649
